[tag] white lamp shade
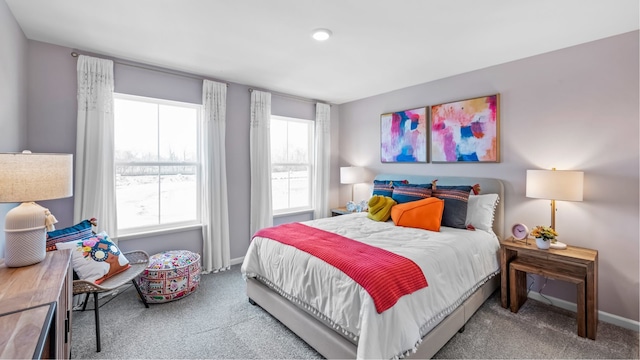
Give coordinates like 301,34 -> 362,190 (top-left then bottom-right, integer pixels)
340,166 -> 365,184
526,169 -> 584,201
1,152 -> 73,267
0,152 -> 73,202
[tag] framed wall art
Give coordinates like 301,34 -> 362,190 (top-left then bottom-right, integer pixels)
380,107 -> 427,163
430,94 -> 499,163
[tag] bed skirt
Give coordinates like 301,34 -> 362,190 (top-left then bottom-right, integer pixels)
247,274 -> 500,359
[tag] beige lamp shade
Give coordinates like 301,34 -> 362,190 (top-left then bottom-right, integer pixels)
526,169 -> 584,202
340,166 -> 366,184
0,151 -> 73,267
0,152 -> 73,202
526,168 -> 583,232
340,166 -> 366,204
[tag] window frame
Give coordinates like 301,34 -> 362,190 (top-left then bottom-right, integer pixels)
270,115 -> 316,216
113,93 -> 203,236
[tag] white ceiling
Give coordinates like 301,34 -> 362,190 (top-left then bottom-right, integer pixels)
6,0 -> 639,104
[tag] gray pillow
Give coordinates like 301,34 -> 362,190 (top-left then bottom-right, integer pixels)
432,185 -> 473,229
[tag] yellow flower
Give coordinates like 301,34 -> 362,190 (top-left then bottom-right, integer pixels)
530,225 -> 558,241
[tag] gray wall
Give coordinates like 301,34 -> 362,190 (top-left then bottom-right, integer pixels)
25,41 -> 77,231
0,0 -> 28,257
21,40 -> 341,261
338,31 -> 639,322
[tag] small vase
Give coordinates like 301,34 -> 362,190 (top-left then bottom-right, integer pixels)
536,237 -> 550,250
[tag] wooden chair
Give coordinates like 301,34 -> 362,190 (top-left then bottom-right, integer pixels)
72,250 -> 150,352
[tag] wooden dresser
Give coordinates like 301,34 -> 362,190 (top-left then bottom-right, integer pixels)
0,249 -> 73,359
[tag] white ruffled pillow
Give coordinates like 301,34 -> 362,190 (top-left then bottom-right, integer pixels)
465,194 -> 499,232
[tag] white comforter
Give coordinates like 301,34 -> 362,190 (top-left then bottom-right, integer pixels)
241,212 -> 500,359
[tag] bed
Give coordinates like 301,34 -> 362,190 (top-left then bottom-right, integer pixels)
241,175 -> 504,359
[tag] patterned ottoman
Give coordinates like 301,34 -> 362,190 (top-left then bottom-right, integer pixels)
136,250 -> 201,303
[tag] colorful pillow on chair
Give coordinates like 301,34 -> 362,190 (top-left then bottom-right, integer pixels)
46,218 -> 96,251
56,232 -> 130,284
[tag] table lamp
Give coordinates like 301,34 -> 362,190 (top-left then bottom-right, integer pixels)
526,168 -> 583,247
0,151 -> 73,267
340,166 -> 365,203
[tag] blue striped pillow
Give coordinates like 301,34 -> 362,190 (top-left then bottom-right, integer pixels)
46,219 -> 94,251
391,183 -> 432,204
372,179 -> 408,197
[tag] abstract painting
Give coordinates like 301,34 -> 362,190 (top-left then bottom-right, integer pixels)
380,107 -> 427,163
430,94 -> 499,163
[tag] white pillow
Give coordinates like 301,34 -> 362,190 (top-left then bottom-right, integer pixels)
56,231 -> 130,284
465,193 -> 499,232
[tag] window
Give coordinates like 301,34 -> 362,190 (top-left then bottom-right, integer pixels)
114,94 -> 201,233
270,116 -> 315,214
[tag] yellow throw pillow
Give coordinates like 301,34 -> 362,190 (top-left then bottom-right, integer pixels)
391,197 -> 445,232
367,195 -> 397,222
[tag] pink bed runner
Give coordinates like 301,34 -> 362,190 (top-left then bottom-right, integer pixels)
253,222 -> 428,313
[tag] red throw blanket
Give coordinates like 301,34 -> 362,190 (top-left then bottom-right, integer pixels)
253,222 -> 428,313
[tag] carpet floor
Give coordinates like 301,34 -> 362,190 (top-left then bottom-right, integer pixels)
71,264 -> 638,359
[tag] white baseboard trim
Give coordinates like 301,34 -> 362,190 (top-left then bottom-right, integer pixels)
230,256 -> 244,266
528,291 -> 639,332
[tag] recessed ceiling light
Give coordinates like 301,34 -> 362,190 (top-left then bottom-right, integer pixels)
312,28 -> 332,41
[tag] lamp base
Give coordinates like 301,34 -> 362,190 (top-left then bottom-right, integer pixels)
4,202 -> 51,267
550,241 -> 567,250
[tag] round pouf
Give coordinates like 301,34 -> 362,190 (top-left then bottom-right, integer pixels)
136,250 -> 201,303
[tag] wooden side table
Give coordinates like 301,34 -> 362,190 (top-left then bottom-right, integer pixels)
331,207 -> 368,216
331,207 -> 356,216
500,238 -> 598,340
509,257 -> 587,337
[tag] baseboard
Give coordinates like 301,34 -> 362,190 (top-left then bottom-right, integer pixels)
528,291 -> 639,332
230,256 -> 244,266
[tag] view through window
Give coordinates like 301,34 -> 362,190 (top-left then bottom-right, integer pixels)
114,94 -> 201,233
270,116 -> 315,214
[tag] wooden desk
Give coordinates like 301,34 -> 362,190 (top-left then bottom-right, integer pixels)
0,250 -> 73,359
500,238 -> 598,340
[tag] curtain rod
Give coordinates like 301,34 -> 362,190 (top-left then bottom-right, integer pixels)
248,88 -> 329,105
71,51 -> 228,86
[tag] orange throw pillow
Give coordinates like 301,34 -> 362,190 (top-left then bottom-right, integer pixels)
391,197 -> 445,232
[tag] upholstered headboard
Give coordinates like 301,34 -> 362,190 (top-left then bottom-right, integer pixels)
374,174 -> 505,240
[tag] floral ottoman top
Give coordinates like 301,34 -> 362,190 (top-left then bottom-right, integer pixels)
148,250 -> 200,270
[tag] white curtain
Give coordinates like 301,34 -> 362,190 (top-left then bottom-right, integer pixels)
200,80 -> 230,273
74,55 -> 117,239
314,103 -> 331,219
249,90 -> 273,235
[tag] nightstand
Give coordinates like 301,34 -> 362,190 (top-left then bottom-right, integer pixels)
500,238 -> 598,339
331,207 -> 367,216
331,207 -> 356,216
